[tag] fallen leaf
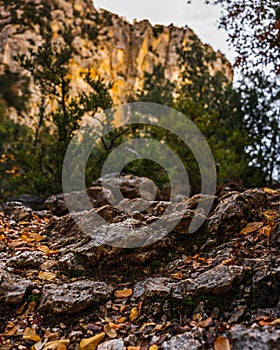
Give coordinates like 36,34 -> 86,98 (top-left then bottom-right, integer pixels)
104,323 -> 117,338
43,339 -> 70,350
271,318 -> 280,326
114,288 -> 133,298
127,347 -> 141,350
38,271 -> 56,281
197,317 -> 213,328
129,307 -> 139,322
171,272 -> 182,280
108,322 -> 125,331
149,346 -> 158,350
240,222 -> 263,235
23,327 -> 41,342
117,316 -> 127,323
263,187 -> 279,194
80,332 -> 105,350
5,322 -> 17,336
214,336 -> 231,350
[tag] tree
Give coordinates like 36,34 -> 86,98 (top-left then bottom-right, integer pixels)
187,0 -> 280,74
14,38 -> 114,194
175,35 -> 249,186
187,0 -> 280,186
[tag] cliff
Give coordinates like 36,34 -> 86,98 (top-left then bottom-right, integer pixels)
0,0 -> 233,123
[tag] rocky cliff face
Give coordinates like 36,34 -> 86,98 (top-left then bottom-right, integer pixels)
0,0 -> 233,123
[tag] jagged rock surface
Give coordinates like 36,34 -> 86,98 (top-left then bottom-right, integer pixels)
0,185 -> 280,349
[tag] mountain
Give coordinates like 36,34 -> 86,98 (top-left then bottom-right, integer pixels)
0,0 -> 233,123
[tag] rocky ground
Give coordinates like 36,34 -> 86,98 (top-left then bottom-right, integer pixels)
0,175 -> 280,349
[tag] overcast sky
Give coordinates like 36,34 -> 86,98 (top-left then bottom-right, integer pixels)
94,0 -> 235,63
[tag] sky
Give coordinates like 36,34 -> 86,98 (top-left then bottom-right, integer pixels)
94,0 -> 235,63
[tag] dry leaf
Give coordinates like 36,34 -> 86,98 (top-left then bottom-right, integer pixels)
171,272 -> 182,280
5,322 -> 17,336
117,316 -> 127,323
271,318 -> 280,326
23,327 -> 41,342
240,222 -> 263,235
127,347 -> 141,350
149,346 -> 159,350
263,187 -> 278,194
214,336 -> 231,350
104,324 -> 117,338
114,288 -> 133,298
38,271 -> 56,281
80,332 -> 105,350
129,307 -> 139,322
43,339 -> 70,350
197,317 -> 213,328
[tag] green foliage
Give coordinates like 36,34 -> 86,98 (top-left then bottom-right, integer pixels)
175,35 -> 249,187
0,65 -> 30,115
136,64 -> 175,106
0,37 -> 116,199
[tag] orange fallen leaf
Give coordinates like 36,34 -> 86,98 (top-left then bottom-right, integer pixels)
214,336 -> 231,350
127,347 -> 141,350
43,339 -> 70,350
104,323 -> 117,338
38,271 -> 56,281
117,316 -> 127,323
129,307 -> 139,322
23,327 -> 41,342
5,322 -> 17,336
263,187 -> 279,195
240,222 -> 263,235
149,346 -> 158,350
114,288 -> 133,298
171,272 -> 182,280
80,332 -> 105,350
37,245 -> 50,254
271,318 -> 280,326
197,317 -> 214,328
108,322 -> 124,331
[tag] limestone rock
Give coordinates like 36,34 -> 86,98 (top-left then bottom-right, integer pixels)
38,280 -> 113,314
6,250 -> 45,269
132,277 -> 176,301
228,325 -> 280,350
0,264 -> 33,304
174,265 -> 244,298
207,189 -> 267,239
97,339 -> 125,350
0,0 -> 233,123
162,333 -> 202,350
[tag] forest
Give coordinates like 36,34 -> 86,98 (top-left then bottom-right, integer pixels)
0,0 -> 278,201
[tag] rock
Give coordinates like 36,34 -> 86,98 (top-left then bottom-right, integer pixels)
173,265 -> 243,298
44,187 -> 114,216
97,339 -> 125,350
6,251 -> 45,269
38,280 -> 113,314
0,264 -> 33,304
44,194 -> 68,216
95,174 -> 160,203
132,277 -> 176,300
162,333 -> 202,349
4,202 -> 32,222
207,189 -> 267,239
228,325 -> 280,350
15,194 -> 45,211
